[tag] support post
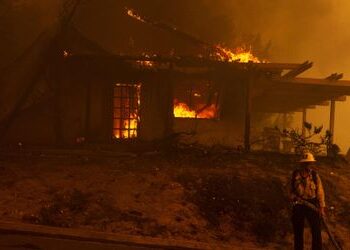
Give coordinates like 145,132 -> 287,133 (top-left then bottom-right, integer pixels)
329,99 -> 335,143
85,81 -> 91,141
283,113 -> 288,129
164,64 -> 175,137
244,78 -> 252,151
302,108 -> 307,137
52,72 -> 63,146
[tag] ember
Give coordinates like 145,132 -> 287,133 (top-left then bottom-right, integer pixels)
126,8 -> 145,23
136,54 -> 154,67
63,50 -> 71,58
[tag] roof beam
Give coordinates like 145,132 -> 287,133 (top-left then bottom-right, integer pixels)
282,61 -> 313,79
273,77 -> 350,89
325,73 -> 343,81
335,95 -> 346,101
317,101 -> 330,106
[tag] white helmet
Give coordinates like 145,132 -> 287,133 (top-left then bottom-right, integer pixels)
299,152 -> 316,163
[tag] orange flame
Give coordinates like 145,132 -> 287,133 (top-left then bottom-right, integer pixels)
115,113 -> 139,139
113,83 -> 141,139
174,100 -> 217,119
213,45 -> 261,63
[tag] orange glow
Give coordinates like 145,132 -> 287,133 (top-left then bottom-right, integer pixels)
126,8 -> 145,23
137,60 -> 154,67
213,45 -> 261,63
63,50 -> 71,58
174,100 -> 217,119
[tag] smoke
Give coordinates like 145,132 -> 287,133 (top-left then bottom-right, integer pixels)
4,0 -> 350,151
121,0 -> 350,151
0,0 -> 61,66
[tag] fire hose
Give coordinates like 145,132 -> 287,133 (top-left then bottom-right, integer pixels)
293,200 -> 342,250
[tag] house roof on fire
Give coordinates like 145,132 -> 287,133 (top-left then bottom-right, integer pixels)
64,53 -> 350,114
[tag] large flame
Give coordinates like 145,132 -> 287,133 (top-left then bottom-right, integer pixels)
174,100 -> 217,119
125,7 -> 262,64
213,45 -> 260,63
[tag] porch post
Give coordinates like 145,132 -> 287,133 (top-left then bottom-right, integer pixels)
329,99 -> 336,143
302,108 -> 307,137
244,77 -> 252,151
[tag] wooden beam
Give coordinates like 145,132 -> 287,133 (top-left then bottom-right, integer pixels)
85,81 -> 91,140
335,95 -> 346,101
244,77 -> 252,151
275,77 -> 350,88
306,105 -> 316,109
317,101 -> 330,106
326,73 -> 343,81
330,99 -> 335,144
302,109 -> 307,137
282,61 -> 313,79
253,95 -> 334,112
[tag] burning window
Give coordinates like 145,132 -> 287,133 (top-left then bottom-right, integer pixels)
173,82 -> 219,119
113,83 -> 141,139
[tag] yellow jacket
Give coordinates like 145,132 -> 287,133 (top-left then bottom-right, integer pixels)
290,168 -> 326,208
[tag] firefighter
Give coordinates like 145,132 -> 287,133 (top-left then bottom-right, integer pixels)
290,152 -> 326,250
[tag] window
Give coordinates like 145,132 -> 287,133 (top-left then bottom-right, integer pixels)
113,83 -> 141,139
173,81 -> 220,119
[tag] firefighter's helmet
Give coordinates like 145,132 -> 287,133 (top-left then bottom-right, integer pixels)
299,152 -> 316,163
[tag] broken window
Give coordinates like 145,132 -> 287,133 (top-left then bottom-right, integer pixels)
173,81 -> 220,119
113,83 -> 141,139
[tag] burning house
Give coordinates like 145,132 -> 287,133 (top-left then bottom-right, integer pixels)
1,5 -> 350,151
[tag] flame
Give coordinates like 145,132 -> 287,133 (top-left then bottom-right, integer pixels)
174,102 -> 196,118
174,100 -> 217,119
213,45 -> 261,63
113,83 -> 141,139
115,113 -> 139,139
126,8 -> 145,23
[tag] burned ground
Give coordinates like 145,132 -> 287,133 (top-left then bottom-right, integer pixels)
0,148 -> 349,249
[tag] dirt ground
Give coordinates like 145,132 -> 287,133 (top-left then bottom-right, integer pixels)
0,146 -> 349,249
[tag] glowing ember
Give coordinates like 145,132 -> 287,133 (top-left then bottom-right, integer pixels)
63,50 -> 71,58
136,54 -> 154,67
174,100 -> 217,119
126,8 -> 145,23
137,60 -> 154,67
213,45 -> 261,63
